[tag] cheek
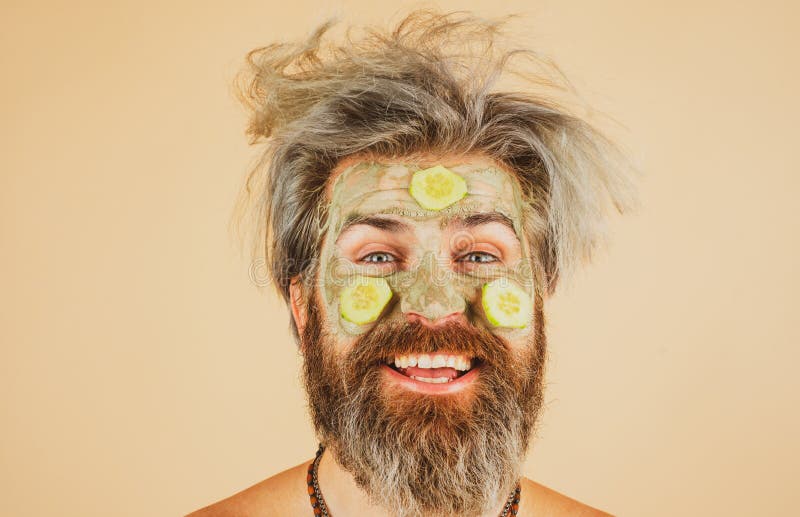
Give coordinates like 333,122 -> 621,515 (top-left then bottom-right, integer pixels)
320,251 -> 392,337
307,284 -> 359,359
321,253 -> 351,306
387,272 -> 536,337
315,250 -> 349,333
319,250 -> 537,340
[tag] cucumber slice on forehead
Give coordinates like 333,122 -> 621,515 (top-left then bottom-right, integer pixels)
481,278 -> 532,328
409,165 -> 468,210
339,276 -> 393,325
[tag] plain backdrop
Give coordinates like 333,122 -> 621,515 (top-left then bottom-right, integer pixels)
2,1 -> 798,516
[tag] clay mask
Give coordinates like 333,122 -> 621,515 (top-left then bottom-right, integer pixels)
316,160 -> 536,343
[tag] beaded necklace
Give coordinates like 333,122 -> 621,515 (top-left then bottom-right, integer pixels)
307,444 -> 521,516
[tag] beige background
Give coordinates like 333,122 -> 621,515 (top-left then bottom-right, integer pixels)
2,1 -> 798,516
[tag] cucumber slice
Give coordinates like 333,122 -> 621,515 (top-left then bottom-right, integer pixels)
481,279 -> 532,328
339,276 -> 393,325
409,165 -> 468,210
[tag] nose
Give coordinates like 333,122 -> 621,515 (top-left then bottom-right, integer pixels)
399,251 -> 467,326
405,311 -> 466,328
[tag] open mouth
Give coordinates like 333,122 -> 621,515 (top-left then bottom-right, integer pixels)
384,353 -> 480,384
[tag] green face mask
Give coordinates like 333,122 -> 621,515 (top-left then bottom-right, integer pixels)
316,160 -> 537,343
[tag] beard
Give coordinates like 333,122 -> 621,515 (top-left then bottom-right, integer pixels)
301,293 -> 547,517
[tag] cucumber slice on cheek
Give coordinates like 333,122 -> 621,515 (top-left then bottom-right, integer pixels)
481,279 -> 533,329
339,276 -> 393,325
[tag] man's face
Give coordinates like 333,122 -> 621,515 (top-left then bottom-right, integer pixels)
300,156 -> 546,516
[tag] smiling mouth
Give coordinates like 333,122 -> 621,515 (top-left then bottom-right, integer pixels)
386,352 -> 476,383
382,353 -> 481,393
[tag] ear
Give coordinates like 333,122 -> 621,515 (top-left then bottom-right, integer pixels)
289,275 -> 308,339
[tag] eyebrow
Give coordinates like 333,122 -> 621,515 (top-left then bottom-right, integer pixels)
336,210 -> 517,242
444,211 -> 517,234
337,213 -> 412,240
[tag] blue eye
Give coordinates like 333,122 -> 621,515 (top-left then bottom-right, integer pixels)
459,252 -> 499,264
361,252 -> 397,264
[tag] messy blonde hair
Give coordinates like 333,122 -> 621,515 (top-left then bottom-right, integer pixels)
232,9 -> 638,320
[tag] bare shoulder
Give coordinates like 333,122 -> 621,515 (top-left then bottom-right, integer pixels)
521,478 -> 613,517
185,460 -> 312,517
183,466 -> 609,517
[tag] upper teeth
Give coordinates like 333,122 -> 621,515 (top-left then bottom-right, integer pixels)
392,354 -> 472,371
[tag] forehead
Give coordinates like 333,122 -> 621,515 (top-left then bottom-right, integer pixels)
326,160 -> 524,224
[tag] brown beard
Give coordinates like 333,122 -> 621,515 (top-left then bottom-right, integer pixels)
301,294 -> 547,517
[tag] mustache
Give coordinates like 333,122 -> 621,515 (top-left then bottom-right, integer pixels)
346,318 -> 512,370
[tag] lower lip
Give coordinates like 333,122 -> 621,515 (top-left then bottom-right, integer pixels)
381,364 -> 480,394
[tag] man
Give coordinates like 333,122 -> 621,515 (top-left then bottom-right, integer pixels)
190,9 -> 636,517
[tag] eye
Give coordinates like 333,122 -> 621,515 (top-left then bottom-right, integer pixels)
458,251 -> 499,264
360,252 -> 397,264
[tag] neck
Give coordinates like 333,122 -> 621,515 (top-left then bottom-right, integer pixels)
316,445 -> 515,517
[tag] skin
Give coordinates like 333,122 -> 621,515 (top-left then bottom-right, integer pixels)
186,153 -> 612,517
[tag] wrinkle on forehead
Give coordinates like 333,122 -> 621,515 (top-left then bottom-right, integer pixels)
323,154 -> 523,197
324,161 -> 525,235
329,162 -> 518,199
